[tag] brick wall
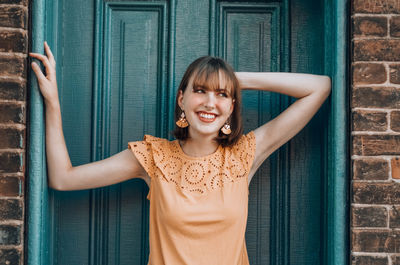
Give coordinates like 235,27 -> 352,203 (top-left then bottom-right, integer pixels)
351,0 -> 400,264
0,0 -> 28,264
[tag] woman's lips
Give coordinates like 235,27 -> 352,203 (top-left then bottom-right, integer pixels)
197,111 -> 217,123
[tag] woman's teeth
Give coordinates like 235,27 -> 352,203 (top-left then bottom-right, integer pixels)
199,113 -> 215,119
198,112 -> 216,122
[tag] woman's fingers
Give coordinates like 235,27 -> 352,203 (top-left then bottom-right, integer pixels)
29,42 -> 59,103
44,42 -> 56,67
29,52 -> 55,81
31,62 -> 46,83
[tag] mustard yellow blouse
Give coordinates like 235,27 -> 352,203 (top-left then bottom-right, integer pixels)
128,131 -> 256,265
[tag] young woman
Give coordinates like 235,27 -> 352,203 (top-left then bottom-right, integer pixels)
30,41 -> 331,264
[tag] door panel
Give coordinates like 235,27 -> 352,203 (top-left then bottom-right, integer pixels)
49,0 -> 328,264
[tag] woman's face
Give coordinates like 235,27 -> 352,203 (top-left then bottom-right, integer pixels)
178,71 -> 234,139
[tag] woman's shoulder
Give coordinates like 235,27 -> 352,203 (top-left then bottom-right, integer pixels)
226,131 -> 256,151
140,134 -> 167,143
128,135 -> 171,145
137,135 -> 179,154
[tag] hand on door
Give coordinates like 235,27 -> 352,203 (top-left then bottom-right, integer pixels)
29,41 -> 59,107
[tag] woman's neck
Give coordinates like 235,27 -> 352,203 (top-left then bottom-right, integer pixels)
179,134 -> 219,157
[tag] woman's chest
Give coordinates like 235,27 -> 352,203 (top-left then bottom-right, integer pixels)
151,177 -> 249,229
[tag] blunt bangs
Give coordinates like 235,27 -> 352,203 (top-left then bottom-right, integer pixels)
191,65 -> 235,98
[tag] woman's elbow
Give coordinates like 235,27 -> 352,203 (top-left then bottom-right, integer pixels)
48,174 -> 68,191
48,180 -> 64,191
320,75 -> 332,95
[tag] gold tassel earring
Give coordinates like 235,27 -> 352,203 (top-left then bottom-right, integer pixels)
221,121 -> 231,135
176,111 -> 189,128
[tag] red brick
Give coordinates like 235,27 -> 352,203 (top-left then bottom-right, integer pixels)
0,176 -> 21,196
0,128 -> 24,149
0,153 -> 23,173
391,16 -> 400,37
352,87 -> 400,109
353,158 -> 389,180
351,206 -> 387,227
353,0 -> 400,14
390,64 -> 400,84
392,157 -> 400,179
352,135 -> 363,155
0,30 -> 27,53
351,255 -> 388,265
0,79 -> 26,101
389,206 -> 400,228
0,225 -> 20,245
352,135 -> 400,156
353,63 -> 386,85
352,230 -> 400,252
0,56 -> 26,78
0,249 -> 20,265
390,111 -> 400,132
0,6 -> 27,29
353,16 -> 387,37
352,110 -> 387,131
0,199 -> 22,220
0,103 -> 24,123
353,182 -> 400,204
354,40 -> 400,61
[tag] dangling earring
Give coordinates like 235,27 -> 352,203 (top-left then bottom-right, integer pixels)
221,121 -> 231,135
176,110 -> 189,128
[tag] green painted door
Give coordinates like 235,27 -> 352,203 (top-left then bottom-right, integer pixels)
41,0 -> 332,264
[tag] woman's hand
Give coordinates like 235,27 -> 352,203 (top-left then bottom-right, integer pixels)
29,41 -> 59,106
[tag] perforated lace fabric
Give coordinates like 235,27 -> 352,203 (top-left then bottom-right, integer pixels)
128,131 -> 256,196
127,131 -> 256,265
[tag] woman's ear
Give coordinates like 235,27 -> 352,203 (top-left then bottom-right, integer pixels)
229,99 -> 235,115
177,90 -> 184,110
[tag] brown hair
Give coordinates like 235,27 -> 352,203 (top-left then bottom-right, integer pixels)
173,56 -> 243,147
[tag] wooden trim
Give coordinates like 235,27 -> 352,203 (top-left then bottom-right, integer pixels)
325,0 -> 350,264
27,0 -> 50,264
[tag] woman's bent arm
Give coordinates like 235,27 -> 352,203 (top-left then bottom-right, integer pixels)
30,42 -> 147,191
236,72 -> 331,178
44,102 -> 147,191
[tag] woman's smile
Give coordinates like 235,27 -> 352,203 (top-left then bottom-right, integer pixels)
197,111 -> 217,123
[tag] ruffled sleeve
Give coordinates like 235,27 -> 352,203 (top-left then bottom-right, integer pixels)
128,135 -> 172,200
127,135 -> 166,179
227,131 -> 256,179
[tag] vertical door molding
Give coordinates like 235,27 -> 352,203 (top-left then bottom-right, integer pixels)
325,0 -> 349,264
27,0 -> 49,264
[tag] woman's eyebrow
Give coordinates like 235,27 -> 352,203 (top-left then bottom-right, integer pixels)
193,84 -> 206,89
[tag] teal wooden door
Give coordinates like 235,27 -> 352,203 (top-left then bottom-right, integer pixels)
34,0 -> 336,264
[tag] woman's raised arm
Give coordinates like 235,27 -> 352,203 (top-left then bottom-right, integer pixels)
236,72 -> 331,179
30,42 -> 148,191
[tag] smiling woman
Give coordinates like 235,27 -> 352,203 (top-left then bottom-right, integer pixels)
28,0 -> 349,264
173,56 -> 242,147
30,42 -> 330,264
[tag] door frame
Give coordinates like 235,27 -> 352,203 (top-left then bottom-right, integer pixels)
27,0 -> 349,264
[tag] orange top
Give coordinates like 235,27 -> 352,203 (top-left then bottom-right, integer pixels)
128,132 -> 256,265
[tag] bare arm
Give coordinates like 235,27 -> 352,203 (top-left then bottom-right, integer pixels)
30,42 -> 148,191
236,72 -> 331,181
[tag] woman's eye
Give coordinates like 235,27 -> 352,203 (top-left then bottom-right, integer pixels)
218,92 -> 228,97
194,88 -> 205,93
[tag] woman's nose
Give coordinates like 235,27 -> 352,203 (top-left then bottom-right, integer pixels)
204,92 -> 217,109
